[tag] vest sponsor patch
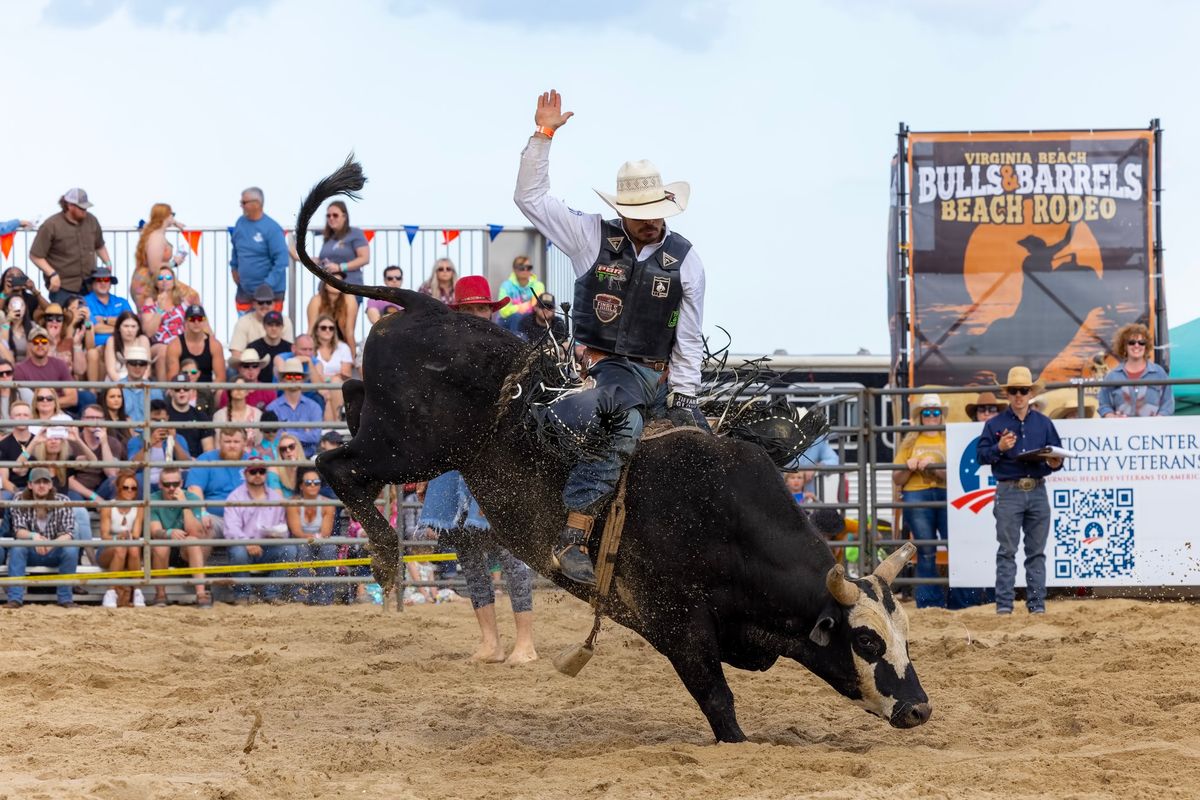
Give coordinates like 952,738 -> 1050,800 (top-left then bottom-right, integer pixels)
661,252 -> 678,268
593,293 -> 623,324
596,263 -> 627,287
651,275 -> 671,298
606,235 -> 625,252
668,310 -> 679,328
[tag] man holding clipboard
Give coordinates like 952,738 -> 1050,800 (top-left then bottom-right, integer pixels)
977,366 -> 1067,616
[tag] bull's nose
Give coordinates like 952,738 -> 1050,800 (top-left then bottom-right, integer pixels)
891,701 -> 933,728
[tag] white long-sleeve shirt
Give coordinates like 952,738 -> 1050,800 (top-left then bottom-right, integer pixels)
514,136 -> 706,397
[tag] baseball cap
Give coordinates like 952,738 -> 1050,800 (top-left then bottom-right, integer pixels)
536,292 -> 556,310
263,310 -> 284,326
171,374 -> 191,384
184,304 -> 206,319
29,326 -> 50,343
253,284 -> 276,303
63,188 -> 94,209
29,467 -> 55,483
320,430 -> 344,445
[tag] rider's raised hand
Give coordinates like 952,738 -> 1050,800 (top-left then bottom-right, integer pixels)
535,89 -> 574,132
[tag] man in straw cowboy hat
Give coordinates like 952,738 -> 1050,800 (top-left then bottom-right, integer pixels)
966,390 -> 1007,423
977,365 -> 1064,616
515,89 -> 707,586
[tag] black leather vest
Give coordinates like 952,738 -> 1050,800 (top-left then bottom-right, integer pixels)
572,220 -> 692,360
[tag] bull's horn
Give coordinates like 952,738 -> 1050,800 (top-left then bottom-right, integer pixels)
873,542 -> 916,585
826,564 -> 861,606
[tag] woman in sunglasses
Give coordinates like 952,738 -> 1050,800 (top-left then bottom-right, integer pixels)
270,433 -> 304,496
316,200 -> 370,288
892,393 -> 951,609
27,388 -> 71,436
309,313 -> 353,422
98,469 -> 146,608
417,258 -> 457,305
40,302 -> 87,380
1098,323 -> 1174,418
287,466 -> 338,605
140,265 -> 189,377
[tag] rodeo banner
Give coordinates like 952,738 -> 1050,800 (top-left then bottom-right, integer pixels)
946,417 -> 1200,587
905,129 -> 1157,388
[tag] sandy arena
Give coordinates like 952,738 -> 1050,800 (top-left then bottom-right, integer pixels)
0,593 -> 1197,799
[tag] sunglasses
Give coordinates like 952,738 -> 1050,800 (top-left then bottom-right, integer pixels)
280,443 -> 297,452
160,481 -> 182,489
920,408 -> 942,418
127,360 -> 149,367
976,405 -> 1000,414
187,316 -> 206,323
0,369 -> 13,377
43,315 -> 64,323
282,374 -> 305,382
317,325 -> 335,331
245,468 -> 267,476
256,300 -> 275,307
157,275 -> 173,281
302,478 -> 322,486
120,484 -> 139,492
36,395 -> 56,402
436,267 -> 453,273
1127,339 -> 1147,347
514,265 -> 531,272
31,337 -> 50,345
1007,387 -> 1031,396
184,368 -> 199,376
385,274 -> 402,281
93,278 -> 112,284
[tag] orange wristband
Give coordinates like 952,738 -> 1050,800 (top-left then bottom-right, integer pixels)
536,125 -> 555,139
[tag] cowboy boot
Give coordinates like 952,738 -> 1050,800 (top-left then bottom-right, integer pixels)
552,512 -> 597,586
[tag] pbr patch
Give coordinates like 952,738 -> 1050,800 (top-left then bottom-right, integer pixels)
606,235 -> 625,252
651,275 -> 671,298
593,293 -> 623,324
661,252 -> 678,268
668,310 -> 679,328
596,263 -> 627,286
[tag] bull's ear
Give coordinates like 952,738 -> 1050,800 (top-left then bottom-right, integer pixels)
808,613 -> 837,647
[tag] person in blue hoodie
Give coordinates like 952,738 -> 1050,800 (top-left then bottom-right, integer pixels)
230,187 -> 288,315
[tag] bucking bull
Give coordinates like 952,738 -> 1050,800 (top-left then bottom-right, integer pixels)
298,159 -> 931,743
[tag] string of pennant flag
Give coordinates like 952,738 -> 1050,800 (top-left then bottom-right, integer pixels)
1,223 -> 522,265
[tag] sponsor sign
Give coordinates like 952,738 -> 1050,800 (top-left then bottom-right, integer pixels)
907,131 -> 1156,388
948,417 -> 1200,587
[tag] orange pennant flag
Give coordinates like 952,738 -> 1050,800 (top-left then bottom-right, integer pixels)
441,229 -> 460,246
0,232 -> 13,261
182,230 -> 203,256
363,229 -> 375,244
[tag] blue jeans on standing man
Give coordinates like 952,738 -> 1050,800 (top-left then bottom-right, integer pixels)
993,481 -> 1051,613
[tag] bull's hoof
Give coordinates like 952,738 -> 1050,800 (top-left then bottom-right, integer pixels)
370,557 -> 398,590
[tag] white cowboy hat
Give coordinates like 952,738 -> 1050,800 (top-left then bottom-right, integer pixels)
594,160 -> 690,220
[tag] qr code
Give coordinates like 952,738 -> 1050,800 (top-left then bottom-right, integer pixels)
1052,488 -> 1134,579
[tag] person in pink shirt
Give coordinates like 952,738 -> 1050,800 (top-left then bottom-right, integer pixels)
222,458 -> 296,604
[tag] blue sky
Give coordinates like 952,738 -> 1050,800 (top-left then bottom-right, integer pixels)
8,0 -> 1198,355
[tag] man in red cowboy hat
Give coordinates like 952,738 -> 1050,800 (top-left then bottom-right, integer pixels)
449,275 -> 510,320
514,89 -> 708,586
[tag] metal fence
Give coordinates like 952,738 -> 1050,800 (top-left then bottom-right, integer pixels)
4,374 -> 1196,601
2,224 -> 564,354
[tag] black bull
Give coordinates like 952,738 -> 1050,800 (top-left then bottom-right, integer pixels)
296,159 -> 931,742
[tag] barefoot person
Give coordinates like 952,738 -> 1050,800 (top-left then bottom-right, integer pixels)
514,89 -> 708,585
416,278 -> 538,665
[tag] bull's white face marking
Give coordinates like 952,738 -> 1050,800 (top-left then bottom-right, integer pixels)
845,575 -> 913,720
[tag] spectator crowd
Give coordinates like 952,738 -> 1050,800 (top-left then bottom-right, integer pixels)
1,188 -> 568,611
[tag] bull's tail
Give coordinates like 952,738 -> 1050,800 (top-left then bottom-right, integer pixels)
295,155 -> 448,315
